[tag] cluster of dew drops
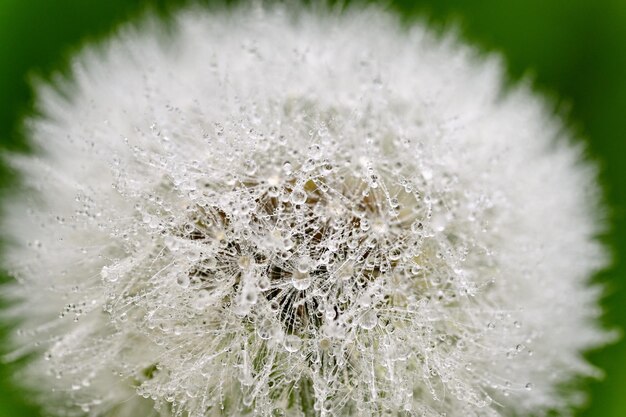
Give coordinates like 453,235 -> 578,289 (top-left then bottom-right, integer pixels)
68,112 -> 531,416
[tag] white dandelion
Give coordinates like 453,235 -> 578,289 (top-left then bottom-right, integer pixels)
0,4 -> 611,417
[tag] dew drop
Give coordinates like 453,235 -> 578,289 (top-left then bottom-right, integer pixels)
258,276 -> 270,291
291,271 -> 311,290
256,320 -> 273,340
283,334 -> 302,353
290,188 -> 307,205
176,275 -> 190,288
242,285 -> 258,305
268,185 -> 280,197
359,310 -> 378,330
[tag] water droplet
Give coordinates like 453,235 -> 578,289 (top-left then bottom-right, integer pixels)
309,143 -> 322,159
257,320 -> 273,340
243,159 -> 257,175
291,271 -> 311,290
258,276 -> 270,291
387,248 -> 402,261
290,188 -> 307,205
272,408 -> 286,417
242,285 -> 258,304
359,310 -> 378,330
283,334 -> 302,353
268,185 -> 280,197
176,275 -> 190,288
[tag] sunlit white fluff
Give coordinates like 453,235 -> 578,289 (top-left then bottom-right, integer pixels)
1,4 -> 610,417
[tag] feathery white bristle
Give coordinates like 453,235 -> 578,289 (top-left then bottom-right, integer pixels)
1,5 -> 610,417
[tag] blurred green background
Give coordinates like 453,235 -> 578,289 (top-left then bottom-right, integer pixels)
0,0 -> 624,416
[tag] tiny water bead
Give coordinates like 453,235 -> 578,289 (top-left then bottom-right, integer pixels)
283,335 -> 303,353
359,310 -> 378,330
289,187 -> 308,205
291,271 -> 312,291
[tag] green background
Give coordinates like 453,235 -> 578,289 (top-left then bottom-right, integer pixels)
0,0 -> 624,416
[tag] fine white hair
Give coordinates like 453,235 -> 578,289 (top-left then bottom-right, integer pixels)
1,4 -> 610,417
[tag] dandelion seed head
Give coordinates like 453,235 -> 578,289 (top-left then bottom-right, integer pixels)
1,5 -> 610,417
